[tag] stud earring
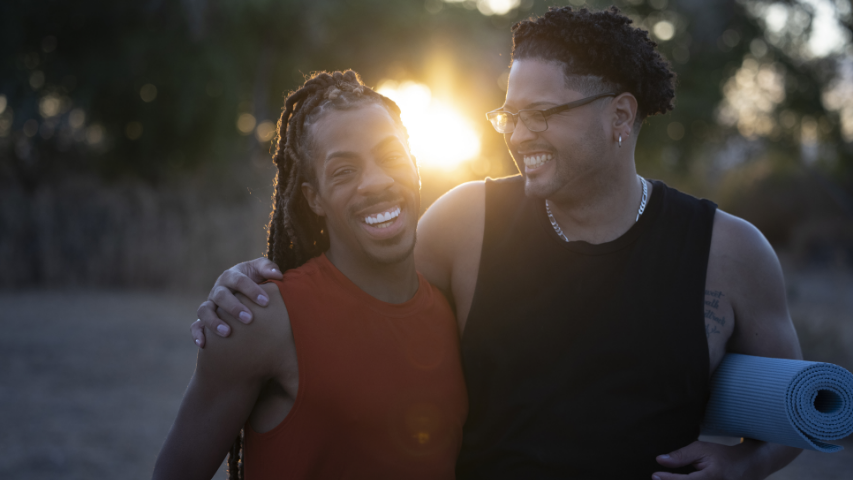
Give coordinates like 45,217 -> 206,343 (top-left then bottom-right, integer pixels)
618,135 -> 622,148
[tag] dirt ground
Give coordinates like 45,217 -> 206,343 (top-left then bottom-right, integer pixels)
0,291 -> 227,479
1,264 -> 851,479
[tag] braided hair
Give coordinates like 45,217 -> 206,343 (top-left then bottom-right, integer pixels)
226,70 -> 408,480
511,6 -> 675,120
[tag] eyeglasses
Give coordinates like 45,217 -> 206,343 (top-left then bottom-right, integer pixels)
485,93 -> 618,134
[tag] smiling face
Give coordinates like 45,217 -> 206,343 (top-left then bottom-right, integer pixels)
503,58 -> 614,199
301,103 -> 420,267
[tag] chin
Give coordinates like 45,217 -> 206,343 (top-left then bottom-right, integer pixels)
364,232 -> 417,265
523,174 -> 562,200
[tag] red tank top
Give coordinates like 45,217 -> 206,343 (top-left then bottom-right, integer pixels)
243,254 -> 467,479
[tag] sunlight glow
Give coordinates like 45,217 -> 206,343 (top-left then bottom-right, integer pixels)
377,80 -> 481,170
749,0 -> 849,58
653,20 -> 675,41
717,58 -> 785,138
822,59 -> 853,142
804,0 -> 848,58
444,0 -> 521,16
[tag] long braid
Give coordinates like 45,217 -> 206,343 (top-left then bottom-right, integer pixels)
226,70 -> 408,479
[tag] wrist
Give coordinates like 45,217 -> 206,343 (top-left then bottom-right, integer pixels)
739,439 -> 801,480
738,439 -> 771,479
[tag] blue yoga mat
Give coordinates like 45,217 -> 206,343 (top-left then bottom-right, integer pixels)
701,354 -> 853,452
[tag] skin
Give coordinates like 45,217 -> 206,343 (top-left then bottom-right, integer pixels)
193,59 -> 803,479
154,104 -> 423,479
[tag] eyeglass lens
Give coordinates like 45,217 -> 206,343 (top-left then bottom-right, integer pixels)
489,111 -> 546,134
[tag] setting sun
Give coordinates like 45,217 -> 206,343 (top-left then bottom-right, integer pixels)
377,80 -> 481,170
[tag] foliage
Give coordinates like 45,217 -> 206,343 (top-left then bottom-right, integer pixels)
1,0 -> 851,193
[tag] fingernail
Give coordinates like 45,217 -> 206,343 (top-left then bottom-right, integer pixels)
194,338 -> 201,346
659,454 -> 670,460
271,268 -> 277,273
653,476 -> 662,480
239,311 -> 252,323
217,324 -> 229,336
257,295 -> 268,306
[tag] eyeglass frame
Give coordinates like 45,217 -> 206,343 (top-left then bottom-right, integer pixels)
485,92 -> 619,134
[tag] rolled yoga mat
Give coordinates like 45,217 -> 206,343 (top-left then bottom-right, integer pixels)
700,353 -> 853,452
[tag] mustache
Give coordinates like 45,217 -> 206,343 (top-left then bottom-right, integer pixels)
348,191 -> 404,215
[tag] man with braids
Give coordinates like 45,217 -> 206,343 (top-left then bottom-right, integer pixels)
153,70 -> 468,480
193,7 -> 804,480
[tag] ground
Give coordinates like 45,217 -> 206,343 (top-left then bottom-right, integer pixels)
0,263 -> 851,479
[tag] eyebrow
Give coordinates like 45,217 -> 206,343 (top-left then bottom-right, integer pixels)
325,150 -> 359,163
324,135 -> 403,163
371,135 -> 404,152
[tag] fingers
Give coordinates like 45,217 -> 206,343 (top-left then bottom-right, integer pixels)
251,257 -> 283,281
196,299 -> 233,338
651,472 -> 696,480
656,441 -> 706,469
209,282 -> 258,323
191,319 -> 206,348
240,257 -> 282,282
215,270 -> 270,312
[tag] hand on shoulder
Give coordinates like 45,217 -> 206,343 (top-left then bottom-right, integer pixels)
198,282 -> 291,382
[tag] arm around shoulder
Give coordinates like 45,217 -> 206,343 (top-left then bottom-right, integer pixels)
416,180 -> 486,293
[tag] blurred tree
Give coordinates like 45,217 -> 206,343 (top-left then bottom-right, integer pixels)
1,0 -> 851,195
0,0 -> 512,189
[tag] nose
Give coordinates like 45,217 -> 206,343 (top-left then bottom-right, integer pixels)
508,118 -> 537,147
358,160 -> 394,196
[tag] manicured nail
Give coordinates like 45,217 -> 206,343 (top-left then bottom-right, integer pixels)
239,311 -> 251,323
659,454 -> 670,460
217,324 -> 229,336
194,338 -> 201,346
257,295 -> 269,306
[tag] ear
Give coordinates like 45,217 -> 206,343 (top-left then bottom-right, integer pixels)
610,93 -> 639,142
301,182 -> 326,217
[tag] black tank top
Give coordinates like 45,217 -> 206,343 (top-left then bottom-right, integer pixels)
457,175 -> 717,479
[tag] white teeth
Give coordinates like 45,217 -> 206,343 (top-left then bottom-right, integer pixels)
523,153 -> 553,168
364,206 -> 401,226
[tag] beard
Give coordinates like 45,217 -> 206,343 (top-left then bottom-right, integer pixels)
518,124 -> 608,200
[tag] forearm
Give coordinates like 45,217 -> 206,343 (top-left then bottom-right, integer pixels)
153,374 -> 259,480
743,439 -> 802,479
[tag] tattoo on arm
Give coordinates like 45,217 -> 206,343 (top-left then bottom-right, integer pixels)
705,323 -> 721,338
704,290 -> 726,338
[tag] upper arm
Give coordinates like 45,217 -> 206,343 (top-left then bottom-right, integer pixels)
154,283 -> 289,480
415,180 -> 486,295
713,211 -> 802,360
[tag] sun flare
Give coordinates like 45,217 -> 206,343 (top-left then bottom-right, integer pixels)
377,80 -> 481,170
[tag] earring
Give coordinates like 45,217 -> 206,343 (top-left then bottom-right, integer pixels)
618,135 -> 622,148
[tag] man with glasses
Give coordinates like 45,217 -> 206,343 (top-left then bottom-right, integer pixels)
193,6 -> 803,479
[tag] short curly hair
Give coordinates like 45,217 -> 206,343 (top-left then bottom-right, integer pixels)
511,6 -> 675,120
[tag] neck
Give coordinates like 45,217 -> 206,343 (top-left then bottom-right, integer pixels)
546,161 -> 649,244
324,247 -> 420,304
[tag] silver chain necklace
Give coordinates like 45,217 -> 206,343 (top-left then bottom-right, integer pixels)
545,175 -> 648,242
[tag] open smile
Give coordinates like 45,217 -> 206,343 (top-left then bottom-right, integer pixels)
522,151 -> 554,172
358,203 -> 408,240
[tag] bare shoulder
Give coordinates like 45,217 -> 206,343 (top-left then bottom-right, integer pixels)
711,210 -> 773,259
708,210 -> 802,359
419,180 -> 486,233
416,180 -> 486,291
709,210 -> 783,296
198,282 -> 292,382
